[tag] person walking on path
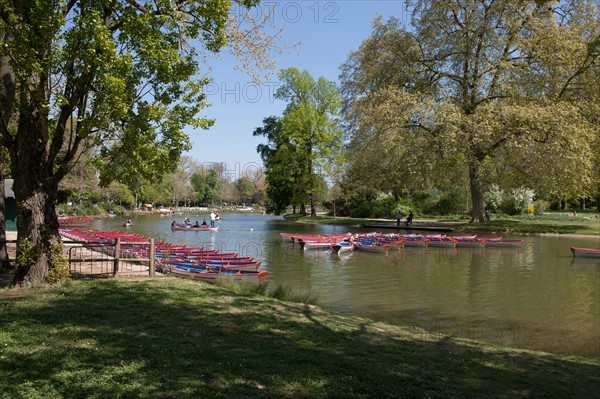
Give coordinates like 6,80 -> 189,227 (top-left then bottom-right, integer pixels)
396,211 -> 402,227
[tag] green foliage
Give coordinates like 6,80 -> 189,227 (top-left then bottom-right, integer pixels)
190,170 -> 208,203
484,185 -> 504,212
350,194 -> 411,219
340,1 -> 600,222
411,190 -> 435,213
533,200 -> 549,215
47,238 -> 70,284
254,116 -> 295,214
204,169 -> 219,205
56,203 -> 107,216
258,67 -> 344,216
499,188 -> 535,216
236,176 -> 254,204
438,191 -> 465,215
105,182 -> 135,206
266,283 -> 319,305
16,238 -> 37,267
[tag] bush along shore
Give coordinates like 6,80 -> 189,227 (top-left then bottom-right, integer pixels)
0,278 -> 598,398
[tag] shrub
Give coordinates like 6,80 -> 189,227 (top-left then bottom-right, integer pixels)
411,190 -> 435,213
499,187 -> 535,215
427,189 -> 466,215
47,237 -> 70,284
349,194 -> 403,218
533,200 -> 549,215
484,184 -> 504,212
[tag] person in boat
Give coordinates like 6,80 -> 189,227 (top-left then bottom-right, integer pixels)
171,220 -> 177,227
184,217 -> 192,225
209,211 -> 216,227
404,211 -> 413,226
126,219 -> 133,225
215,212 -> 221,220
201,219 -> 208,226
193,220 -> 200,228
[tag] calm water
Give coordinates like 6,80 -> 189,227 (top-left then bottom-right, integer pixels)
89,212 -> 600,358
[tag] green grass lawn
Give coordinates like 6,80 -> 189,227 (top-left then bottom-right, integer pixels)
1,278 -> 598,398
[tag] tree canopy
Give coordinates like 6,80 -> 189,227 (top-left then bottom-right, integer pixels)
255,68 -> 343,215
0,0 -> 274,285
340,0 -> 599,221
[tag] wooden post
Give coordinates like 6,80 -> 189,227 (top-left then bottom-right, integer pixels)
113,238 -> 120,276
149,238 -> 155,277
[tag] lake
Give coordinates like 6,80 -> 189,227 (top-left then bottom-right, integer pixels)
89,212 -> 600,358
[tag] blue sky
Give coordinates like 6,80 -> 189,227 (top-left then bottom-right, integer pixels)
185,1 -> 411,179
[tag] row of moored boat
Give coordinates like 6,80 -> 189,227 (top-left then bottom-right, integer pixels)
60,229 -> 269,285
280,232 -> 524,254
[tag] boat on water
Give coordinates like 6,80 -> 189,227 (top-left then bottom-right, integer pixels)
331,241 -> 354,253
425,235 -> 457,248
171,224 -> 219,232
164,259 -> 261,272
300,239 -> 335,250
354,241 -> 392,254
455,239 -> 486,248
165,265 -> 269,285
570,247 -> 600,259
484,240 -> 523,248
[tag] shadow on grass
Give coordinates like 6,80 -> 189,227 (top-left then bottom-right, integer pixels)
0,278 -> 598,398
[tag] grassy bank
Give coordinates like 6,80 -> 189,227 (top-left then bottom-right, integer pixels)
1,278 -> 598,398
285,213 -> 600,236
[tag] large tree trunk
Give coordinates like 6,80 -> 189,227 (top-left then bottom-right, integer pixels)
299,203 -> 306,216
10,90 -> 60,285
468,157 -> 486,223
11,173 -> 60,285
0,162 -> 7,271
1,38 -> 16,272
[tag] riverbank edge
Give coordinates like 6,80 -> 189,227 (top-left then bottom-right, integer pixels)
0,278 -> 598,398
283,214 -> 600,238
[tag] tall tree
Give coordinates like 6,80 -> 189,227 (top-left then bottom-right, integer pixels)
254,116 -> 297,214
236,176 -> 254,204
275,68 -> 343,217
341,1 -> 599,221
167,155 -> 197,207
0,0 -> 274,285
190,169 -> 208,205
204,168 -> 220,205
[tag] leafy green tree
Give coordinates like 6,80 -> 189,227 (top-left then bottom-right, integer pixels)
0,0 -> 269,285
205,168 -> 220,205
254,116 -> 297,214
191,170 -> 208,204
105,182 -> 135,207
275,68 -> 343,216
236,176 -> 255,204
341,1 -> 599,222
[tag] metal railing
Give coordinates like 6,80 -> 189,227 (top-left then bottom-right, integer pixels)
0,238 -> 156,277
